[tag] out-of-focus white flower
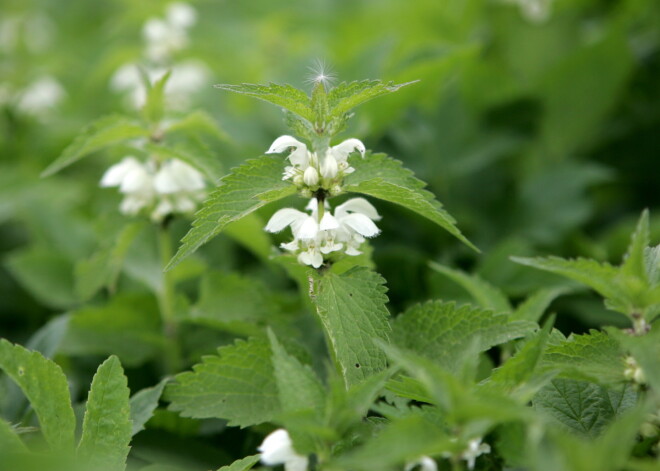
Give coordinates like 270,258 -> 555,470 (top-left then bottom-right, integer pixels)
623,356 -> 646,385
405,456 -> 437,471
461,438 -> 491,470
16,76 -> 65,116
265,197 -> 380,268
0,13 -> 55,54
142,2 -> 197,63
266,135 -> 365,186
166,2 -> 197,29
258,429 -> 308,471
100,156 -> 205,221
502,0 -> 553,23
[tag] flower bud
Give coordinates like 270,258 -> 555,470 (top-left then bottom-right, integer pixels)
320,153 -> 338,179
303,166 -> 319,186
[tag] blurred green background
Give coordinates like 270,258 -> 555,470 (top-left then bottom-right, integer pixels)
1,0 -> 659,383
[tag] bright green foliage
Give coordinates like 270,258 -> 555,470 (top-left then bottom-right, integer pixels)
312,267 -> 391,388
512,287 -> 570,322
428,262 -> 511,312
142,70 -> 171,124
41,114 -> 148,176
216,455 -> 260,471
543,330 -> 626,384
0,418 -> 26,454
129,379 -> 168,436
607,326 -> 660,391
532,379 -> 637,438
345,153 -> 477,251
78,356 -> 132,471
513,211 -> 660,326
0,340 -> 76,450
327,80 -> 417,118
167,155 -> 296,269
215,83 -> 315,122
165,110 -> 228,141
167,338 -> 280,427
267,330 -> 325,413
392,301 -> 536,372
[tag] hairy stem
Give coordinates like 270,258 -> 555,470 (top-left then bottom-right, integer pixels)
157,222 -> 182,374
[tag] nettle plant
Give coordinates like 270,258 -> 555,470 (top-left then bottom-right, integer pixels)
1,74 -> 659,471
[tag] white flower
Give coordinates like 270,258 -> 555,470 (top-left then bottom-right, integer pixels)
166,2 -> 197,29
142,3 -> 197,63
266,136 -> 365,185
265,197 -> 380,268
100,157 -> 205,221
16,76 -> 65,116
258,429 -> 308,471
461,438 -> 491,470
405,456 -> 437,471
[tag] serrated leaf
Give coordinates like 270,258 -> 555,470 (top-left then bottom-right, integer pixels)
130,379 -> 168,436
392,301 -> 535,373
167,155 -> 296,269
216,455 -> 260,471
543,330 -> 625,384
312,267 -> 391,388
78,356 -> 132,471
428,263 -> 511,312
167,338 -> 279,427
145,142 -> 224,182
327,80 -> 417,117
267,330 -> 324,414
344,153 -> 477,251
42,114 -> 148,176
215,83 -> 314,122
0,418 -> 26,454
532,379 -> 637,438
0,340 -> 75,450
512,287 -> 570,322
621,210 -> 650,281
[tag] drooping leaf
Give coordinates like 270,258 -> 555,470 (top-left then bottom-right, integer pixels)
0,340 -> 76,451
41,114 -> 148,176
167,338 -> 279,427
312,267 -> 391,388
216,455 -> 260,471
392,301 -> 536,372
215,83 -> 314,122
130,379 -> 169,436
532,379 -> 637,438
0,418 -> 26,454
428,263 -> 511,312
344,153 -> 477,251
327,80 -> 417,117
167,155 -> 296,269
78,356 -> 132,471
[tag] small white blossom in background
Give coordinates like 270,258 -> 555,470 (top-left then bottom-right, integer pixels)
266,135 -> 366,192
405,456 -> 437,471
258,429 -> 308,471
266,197 -> 381,268
15,76 -> 65,117
623,356 -> 646,385
142,2 -> 197,63
461,438 -> 491,470
100,156 -> 206,222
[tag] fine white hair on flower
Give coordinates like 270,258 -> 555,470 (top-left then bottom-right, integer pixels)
258,429 -> 309,471
405,456 -> 438,471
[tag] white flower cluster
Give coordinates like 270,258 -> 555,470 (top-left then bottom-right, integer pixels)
0,76 -> 65,118
110,2 -> 208,110
100,156 -> 205,222
442,438 -> 491,470
623,356 -> 646,385
266,197 -> 381,268
266,135 -> 365,192
258,429 -> 308,471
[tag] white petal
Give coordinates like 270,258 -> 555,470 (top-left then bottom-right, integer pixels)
266,135 -> 306,155
303,166 -> 319,186
319,213 -> 339,231
151,199 -> 174,221
342,213 -> 380,237
405,456 -> 438,471
284,455 -> 310,471
120,165 -> 153,194
154,159 -> 205,193
298,249 -> 323,268
280,240 -> 299,252
143,18 -> 170,43
289,147 -> 310,168
335,197 -> 381,221
345,244 -> 362,256
331,138 -> 365,162
295,216 -> 319,240
265,208 -> 307,233
119,193 -> 150,215
259,429 -> 296,465
166,2 -> 197,29
320,153 -> 338,179
100,157 -> 142,187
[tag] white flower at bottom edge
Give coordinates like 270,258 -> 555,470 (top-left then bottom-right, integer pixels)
461,438 -> 491,470
404,456 -> 437,471
258,429 -> 309,471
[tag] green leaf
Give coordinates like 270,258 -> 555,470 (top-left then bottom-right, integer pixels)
344,153 -> 477,251
223,213 -> 273,261
327,80 -> 417,117
130,379 -> 169,436
78,356 -> 132,471
216,455 -> 260,471
267,330 -> 325,414
215,83 -> 314,122
41,114 -> 148,176
166,110 -> 228,141
428,263 -> 511,312
532,379 -> 637,438
0,340 -> 76,450
143,70 -> 171,124
392,301 -> 536,372
607,325 -> 660,391
512,287 -> 570,322
312,267 -> 391,388
0,419 -> 26,454
167,155 -> 296,270
167,338 -> 279,427
621,210 -> 650,281
543,330 -> 625,384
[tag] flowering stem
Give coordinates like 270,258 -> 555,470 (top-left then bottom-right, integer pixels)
157,222 -> 182,374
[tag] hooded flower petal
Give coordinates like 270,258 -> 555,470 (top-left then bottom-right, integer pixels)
303,166 -> 319,186
319,212 -> 339,231
320,152 -> 339,179
294,216 -> 319,240
335,197 -> 381,221
340,213 -> 380,237
265,208 -> 308,233
266,135 -> 309,168
154,159 -> 205,193
118,163 -> 153,194
258,429 -> 308,469
100,157 -> 143,187
330,138 -> 365,162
